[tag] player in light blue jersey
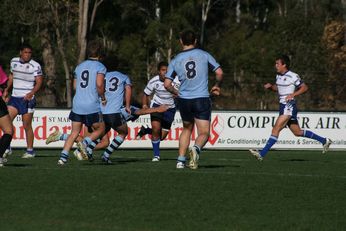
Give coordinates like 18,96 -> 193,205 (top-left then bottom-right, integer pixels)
84,56 -> 132,163
58,41 -> 106,165
249,55 -> 332,161
164,30 -> 223,169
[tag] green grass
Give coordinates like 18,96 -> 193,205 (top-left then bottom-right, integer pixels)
0,149 -> 345,231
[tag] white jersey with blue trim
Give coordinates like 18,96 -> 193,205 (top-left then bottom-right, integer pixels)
276,70 -> 303,104
10,57 -> 42,97
72,59 -> 106,114
166,48 -> 220,99
101,71 -> 132,114
120,105 -> 140,122
144,75 -> 179,108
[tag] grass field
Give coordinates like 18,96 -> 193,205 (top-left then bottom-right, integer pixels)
0,149 -> 345,231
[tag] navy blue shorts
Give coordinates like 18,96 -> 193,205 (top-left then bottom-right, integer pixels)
279,102 -> 298,125
177,97 -> 211,122
103,113 -> 126,132
8,96 -> 36,115
69,111 -> 103,127
150,103 -> 176,130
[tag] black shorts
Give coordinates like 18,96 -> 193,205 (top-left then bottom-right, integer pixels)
0,98 -> 9,118
69,111 -> 103,127
150,103 -> 176,130
103,113 -> 126,132
177,97 -> 211,122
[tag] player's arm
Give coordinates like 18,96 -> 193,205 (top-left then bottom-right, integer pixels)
286,83 -> 308,101
134,104 -> 169,116
264,83 -> 278,92
210,67 -> 223,96
124,85 -> 132,112
164,78 -> 178,96
96,73 -> 106,105
24,75 -> 43,100
3,73 -> 13,101
142,93 -> 151,109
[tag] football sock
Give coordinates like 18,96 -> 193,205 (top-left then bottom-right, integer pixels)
177,155 -> 186,163
0,134 -> 12,158
260,135 -> 278,157
61,133 -> 69,141
303,130 -> 326,144
193,144 -> 201,154
26,148 -> 34,155
103,136 -> 124,158
152,139 -> 160,157
87,138 -> 100,154
60,150 -> 69,162
82,137 -> 92,146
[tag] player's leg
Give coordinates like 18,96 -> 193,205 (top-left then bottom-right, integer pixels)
58,121 -> 83,164
150,119 -> 162,161
0,99 -> 13,166
256,115 -> 289,159
289,123 -> 332,153
21,112 -> 35,158
4,105 -> 18,156
177,121 -> 193,168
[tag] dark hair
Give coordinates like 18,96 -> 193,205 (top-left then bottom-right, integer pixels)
157,61 -> 168,70
20,43 -> 33,51
276,54 -> 290,69
87,40 -> 103,58
180,30 -> 196,46
102,55 -> 118,71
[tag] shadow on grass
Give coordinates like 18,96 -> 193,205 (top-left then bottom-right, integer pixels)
5,163 -> 32,167
280,159 -> 309,162
201,164 -> 240,169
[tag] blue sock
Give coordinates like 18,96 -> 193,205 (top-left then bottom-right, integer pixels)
83,137 -> 92,146
26,149 -> 34,155
87,139 -> 100,154
61,133 -> 69,141
60,150 -> 69,162
152,139 -> 160,157
303,130 -> 326,144
177,156 -> 186,163
260,135 -> 278,157
103,136 -> 123,158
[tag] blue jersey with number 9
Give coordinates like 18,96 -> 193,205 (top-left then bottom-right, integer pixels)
166,48 -> 220,99
73,59 -> 106,114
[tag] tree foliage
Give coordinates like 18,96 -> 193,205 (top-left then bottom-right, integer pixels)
0,0 -> 344,110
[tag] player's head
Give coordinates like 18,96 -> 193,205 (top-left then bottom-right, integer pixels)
87,40 -> 103,59
180,30 -> 197,46
157,61 -> 168,80
19,43 -> 33,62
275,54 -> 291,70
102,54 -> 118,72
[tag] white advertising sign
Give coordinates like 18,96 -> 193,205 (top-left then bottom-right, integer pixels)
7,109 -> 346,150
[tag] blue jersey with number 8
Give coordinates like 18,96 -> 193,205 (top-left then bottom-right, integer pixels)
73,59 -> 106,114
166,48 -> 220,99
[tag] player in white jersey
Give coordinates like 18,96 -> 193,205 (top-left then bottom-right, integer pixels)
137,61 -> 179,162
164,30 -> 223,169
58,41 -> 106,165
249,55 -> 332,161
3,43 -> 43,158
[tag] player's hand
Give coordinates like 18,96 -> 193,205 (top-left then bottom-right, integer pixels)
157,104 -> 169,113
142,105 -> 149,109
126,106 -> 131,114
24,92 -> 34,101
264,83 -> 272,90
101,98 -> 107,106
285,94 -> 295,101
210,86 -> 221,96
